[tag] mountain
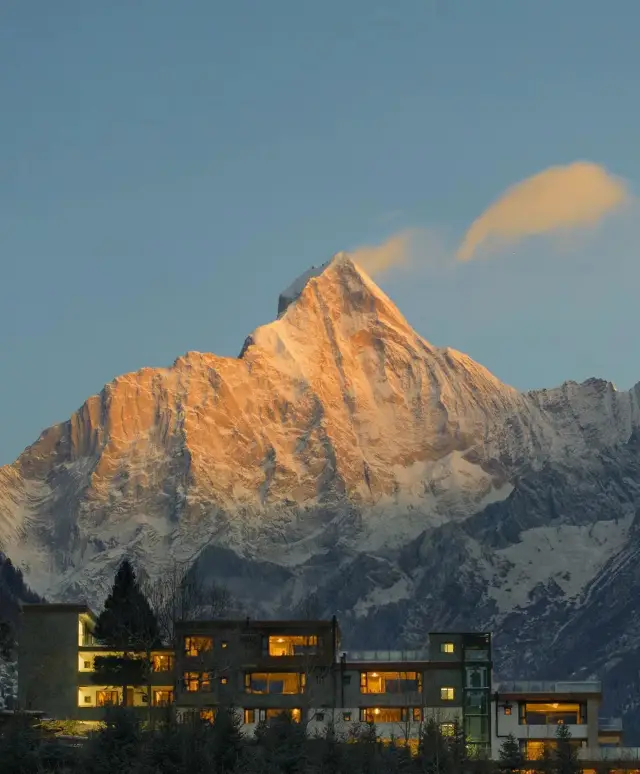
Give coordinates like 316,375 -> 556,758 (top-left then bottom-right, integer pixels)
3,253 -> 640,734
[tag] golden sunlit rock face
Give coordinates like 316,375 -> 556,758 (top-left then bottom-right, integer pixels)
3,255 -> 522,532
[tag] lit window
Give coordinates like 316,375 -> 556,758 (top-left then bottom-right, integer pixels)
265,708 -> 301,723
268,635 -> 319,656
440,722 -> 456,737
200,709 -> 216,724
521,702 -> 583,725
97,691 -> 119,707
359,707 -> 421,723
343,712 -> 352,722
441,687 -> 455,701
245,673 -> 306,694
183,672 -> 211,692
413,708 -> 422,722
153,689 -> 174,706
244,709 -> 256,724
360,671 -> 422,694
152,654 -> 175,672
185,637 -> 213,657
441,642 -> 455,654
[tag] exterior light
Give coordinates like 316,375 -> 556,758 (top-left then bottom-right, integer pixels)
504,701 -> 513,716
277,638 -> 285,643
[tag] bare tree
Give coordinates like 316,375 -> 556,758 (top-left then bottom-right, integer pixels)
143,562 -> 235,645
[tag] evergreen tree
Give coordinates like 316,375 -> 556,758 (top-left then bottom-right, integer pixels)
498,733 -> 525,774
94,560 -> 159,649
210,706 -> 245,773
83,706 -> 143,774
553,724 -> 582,774
255,712 -> 308,774
93,559 -> 159,707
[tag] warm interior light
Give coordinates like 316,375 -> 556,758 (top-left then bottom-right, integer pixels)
374,708 -> 380,714
371,672 -> 378,677
277,638 -> 285,643
552,703 -> 559,709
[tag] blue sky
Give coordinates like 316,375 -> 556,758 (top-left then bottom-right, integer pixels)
2,0 -> 639,465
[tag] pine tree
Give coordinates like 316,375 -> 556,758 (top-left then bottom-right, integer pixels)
94,560 -> 159,649
499,733 -> 525,774
93,559 -> 160,708
553,724 -> 582,774
210,706 -> 245,773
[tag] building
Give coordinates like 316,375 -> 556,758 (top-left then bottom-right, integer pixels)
17,603 -> 625,761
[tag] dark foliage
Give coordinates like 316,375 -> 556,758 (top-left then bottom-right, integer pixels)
94,559 -> 159,650
0,553 -> 42,663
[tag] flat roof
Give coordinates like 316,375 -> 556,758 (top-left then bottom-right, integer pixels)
175,618 -> 337,628
21,603 -> 96,620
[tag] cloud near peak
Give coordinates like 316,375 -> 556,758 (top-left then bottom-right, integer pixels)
348,230 -> 415,275
456,161 -> 630,262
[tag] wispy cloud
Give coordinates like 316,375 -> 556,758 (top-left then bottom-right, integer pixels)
349,230 -> 415,275
456,161 -> 630,262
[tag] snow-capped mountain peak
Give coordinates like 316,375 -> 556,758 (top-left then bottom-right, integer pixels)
3,252 -> 640,736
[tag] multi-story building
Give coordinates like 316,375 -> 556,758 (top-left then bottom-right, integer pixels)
17,603 -> 624,762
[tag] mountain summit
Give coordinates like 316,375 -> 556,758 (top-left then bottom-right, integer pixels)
3,254 -> 640,735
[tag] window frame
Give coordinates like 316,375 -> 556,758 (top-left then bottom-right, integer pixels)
440,686 -> 455,701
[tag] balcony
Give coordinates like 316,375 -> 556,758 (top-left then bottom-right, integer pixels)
346,650 -> 430,662
497,680 -> 602,694
579,748 -> 640,762
599,717 -> 623,732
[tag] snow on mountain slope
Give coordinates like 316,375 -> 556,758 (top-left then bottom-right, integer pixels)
2,252 -> 640,733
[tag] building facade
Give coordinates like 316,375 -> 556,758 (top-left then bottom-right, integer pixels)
17,604 -> 623,761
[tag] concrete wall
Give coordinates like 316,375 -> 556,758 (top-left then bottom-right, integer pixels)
18,608 -> 79,717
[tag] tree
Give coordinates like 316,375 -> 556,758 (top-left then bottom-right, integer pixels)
143,561 -> 234,645
498,733 -> 525,774
553,724 -> 582,774
83,706 -> 143,774
210,705 -> 245,773
0,619 -> 14,661
93,559 -> 160,708
95,560 -> 159,650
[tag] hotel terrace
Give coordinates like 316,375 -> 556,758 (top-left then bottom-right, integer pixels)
17,603 -> 630,763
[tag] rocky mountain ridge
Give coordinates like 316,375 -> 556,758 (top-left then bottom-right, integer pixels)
2,253 -> 640,735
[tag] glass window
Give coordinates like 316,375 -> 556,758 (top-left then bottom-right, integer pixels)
343,712 -> 352,722
265,708 -> 301,723
245,672 -> 306,694
465,716 -> 489,743
521,702 -> 583,725
200,709 -> 216,724
268,635 -> 319,656
441,642 -> 455,654
465,666 -> 489,688
152,654 -> 175,672
358,707 -> 422,723
440,722 -> 456,737
185,637 -> 213,657
465,690 -> 489,714
152,689 -> 174,706
244,709 -> 256,724
183,672 -> 211,692
360,671 -> 422,694
97,691 -> 119,707
441,687 -> 455,701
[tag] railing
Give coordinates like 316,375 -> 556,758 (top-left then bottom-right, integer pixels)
345,650 -> 430,662
599,717 -> 624,732
497,680 -> 602,693
579,748 -> 640,762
